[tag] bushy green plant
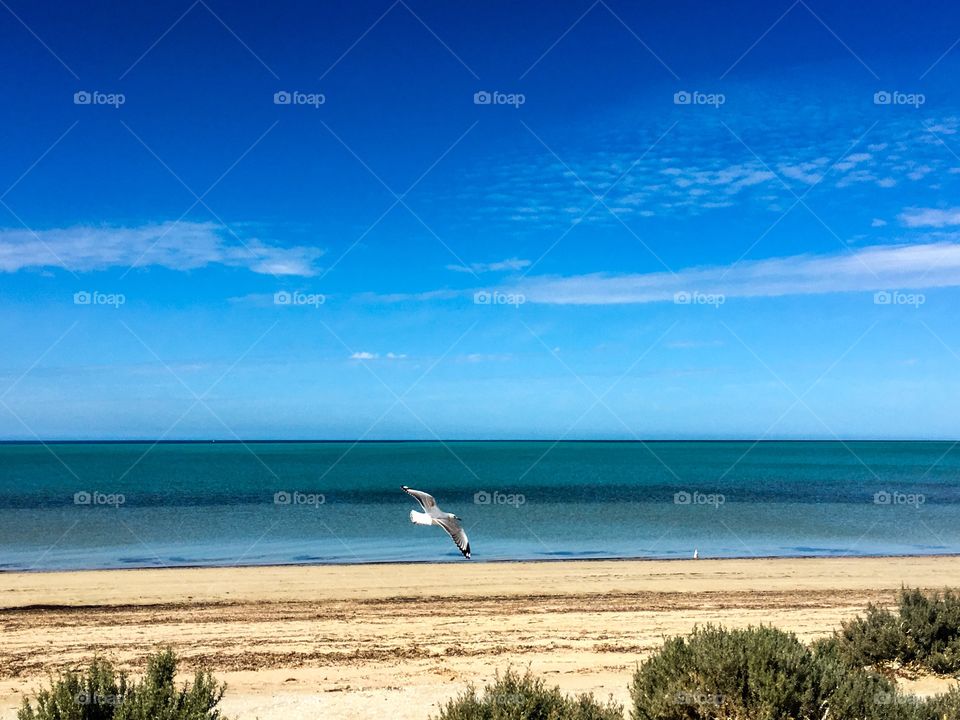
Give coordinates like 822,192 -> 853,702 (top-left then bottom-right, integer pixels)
814,644 -> 915,720
921,684 -> 960,718
435,667 -> 623,720
831,588 -> 960,674
837,603 -> 906,667
18,650 -> 227,720
898,589 -> 960,673
628,624 -> 923,720
16,657 -> 128,720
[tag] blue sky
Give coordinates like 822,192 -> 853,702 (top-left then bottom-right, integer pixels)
2,0 -> 960,439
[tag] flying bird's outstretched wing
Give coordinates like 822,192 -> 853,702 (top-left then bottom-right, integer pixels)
402,485 -> 471,559
435,516 -> 471,559
401,486 -> 436,513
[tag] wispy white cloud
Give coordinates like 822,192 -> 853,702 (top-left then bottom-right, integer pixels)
899,207 -> 960,228
0,221 -> 323,275
447,257 -> 531,273
777,159 -> 828,185
349,351 -> 407,360
358,288 -> 461,303
501,241 -> 960,305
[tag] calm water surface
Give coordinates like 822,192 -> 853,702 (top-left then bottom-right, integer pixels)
1,441 -> 958,570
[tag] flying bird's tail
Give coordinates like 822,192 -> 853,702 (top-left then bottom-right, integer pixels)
409,510 -> 433,526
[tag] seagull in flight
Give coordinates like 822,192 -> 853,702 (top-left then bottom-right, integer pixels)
401,486 -> 471,559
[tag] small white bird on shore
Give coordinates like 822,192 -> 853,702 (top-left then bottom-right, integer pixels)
402,486 -> 471,559
693,548 -> 699,559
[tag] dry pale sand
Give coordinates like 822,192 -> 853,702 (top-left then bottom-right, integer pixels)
2,556 -> 960,719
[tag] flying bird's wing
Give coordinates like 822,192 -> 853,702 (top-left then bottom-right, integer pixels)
401,486 -> 437,512
435,516 -> 471,559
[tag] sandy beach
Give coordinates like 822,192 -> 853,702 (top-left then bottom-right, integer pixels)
2,556 -> 960,719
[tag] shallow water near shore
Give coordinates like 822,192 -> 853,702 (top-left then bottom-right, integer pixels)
1,440 -> 959,571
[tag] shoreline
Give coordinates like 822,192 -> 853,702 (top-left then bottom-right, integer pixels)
5,550 -> 960,577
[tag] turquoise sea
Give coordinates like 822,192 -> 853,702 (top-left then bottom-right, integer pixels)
1,441 -> 959,571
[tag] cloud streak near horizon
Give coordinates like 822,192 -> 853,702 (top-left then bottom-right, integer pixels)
0,221 -> 324,276
501,241 -> 960,305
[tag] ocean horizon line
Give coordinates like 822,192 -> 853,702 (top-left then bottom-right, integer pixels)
2,438 -> 960,445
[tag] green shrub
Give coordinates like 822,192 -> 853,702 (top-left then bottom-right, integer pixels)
629,624 -> 914,720
814,646 -> 916,720
435,667 -> 623,720
837,603 -> 906,668
18,650 -> 228,720
16,656 -> 128,720
898,589 -> 960,672
832,589 -> 960,674
921,685 -> 960,718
